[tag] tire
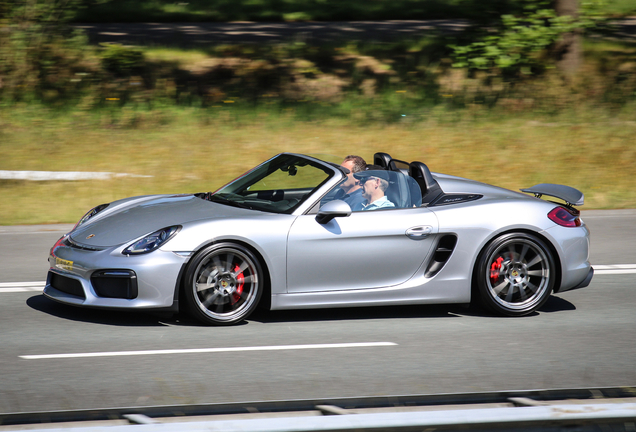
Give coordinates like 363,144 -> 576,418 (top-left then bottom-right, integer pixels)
183,243 -> 263,325
475,233 -> 555,317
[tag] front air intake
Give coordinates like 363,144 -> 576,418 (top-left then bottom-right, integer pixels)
91,270 -> 138,299
425,235 -> 458,278
49,272 -> 85,299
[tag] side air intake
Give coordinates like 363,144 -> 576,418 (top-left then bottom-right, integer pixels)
425,235 -> 458,278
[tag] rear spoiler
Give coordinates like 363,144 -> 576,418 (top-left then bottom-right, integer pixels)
520,184 -> 584,207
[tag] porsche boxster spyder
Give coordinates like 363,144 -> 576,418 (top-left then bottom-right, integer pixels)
46,152 -> 592,324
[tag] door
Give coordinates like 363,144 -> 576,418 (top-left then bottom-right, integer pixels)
286,207 -> 438,292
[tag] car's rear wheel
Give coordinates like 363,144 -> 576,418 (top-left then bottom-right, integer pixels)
184,243 -> 263,325
475,233 -> 555,317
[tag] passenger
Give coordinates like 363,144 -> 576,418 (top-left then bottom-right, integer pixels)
339,155 -> 367,211
354,165 -> 395,211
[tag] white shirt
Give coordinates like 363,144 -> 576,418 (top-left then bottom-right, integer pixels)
363,196 -> 395,211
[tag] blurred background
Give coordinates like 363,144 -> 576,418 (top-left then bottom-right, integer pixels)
1,0 -> 635,225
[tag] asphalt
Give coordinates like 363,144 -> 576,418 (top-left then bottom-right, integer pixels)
73,20 -> 472,46
72,18 -> 636,46
0,210 -> 634,419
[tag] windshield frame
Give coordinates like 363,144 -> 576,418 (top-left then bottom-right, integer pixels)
210,153 -> 343,215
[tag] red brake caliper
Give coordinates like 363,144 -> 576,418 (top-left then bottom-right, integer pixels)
231,264 -> 244,304
490,257 -> 504,283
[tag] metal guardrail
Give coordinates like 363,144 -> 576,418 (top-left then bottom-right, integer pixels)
5,402 -> 635,432
1,386 -> 635,431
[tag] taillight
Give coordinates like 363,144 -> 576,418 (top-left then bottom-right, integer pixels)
548,206 -> 581,227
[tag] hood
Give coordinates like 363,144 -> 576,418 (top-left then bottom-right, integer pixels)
70,194 -> 255,247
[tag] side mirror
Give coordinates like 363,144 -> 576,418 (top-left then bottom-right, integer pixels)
315,200 -> 352,224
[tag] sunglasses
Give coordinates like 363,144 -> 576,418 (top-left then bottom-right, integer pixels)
358,176 -> 377,184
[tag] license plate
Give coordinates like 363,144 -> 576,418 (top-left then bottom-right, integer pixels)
55,257 -> 73,271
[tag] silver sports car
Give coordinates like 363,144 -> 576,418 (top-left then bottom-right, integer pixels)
46,152 -> 592,325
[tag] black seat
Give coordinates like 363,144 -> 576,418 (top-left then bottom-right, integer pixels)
388,158 -> 410,175
388,158 -> 418,207
373,152 -> 392,169
385,171 -> 409,208
409,161 -> 443,205
378,156 -> 422,208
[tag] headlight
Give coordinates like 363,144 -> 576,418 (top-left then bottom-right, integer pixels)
123,226 -> 181,255
74,204 -> 109,229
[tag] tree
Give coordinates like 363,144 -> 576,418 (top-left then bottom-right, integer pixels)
0,0 -> 90,101
450,0 -> 599,78
451,1 -> 579,77
554,0 -> 581,74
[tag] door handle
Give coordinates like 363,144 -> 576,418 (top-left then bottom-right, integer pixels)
405,226 -> 433,240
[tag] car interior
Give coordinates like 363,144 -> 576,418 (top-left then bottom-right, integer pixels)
372,152 -> 443,207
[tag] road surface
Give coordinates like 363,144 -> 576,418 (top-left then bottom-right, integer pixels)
72,18 -> 636,46
0,210 -> 634,414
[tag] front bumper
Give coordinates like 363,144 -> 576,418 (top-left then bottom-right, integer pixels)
45,238 -> 188,311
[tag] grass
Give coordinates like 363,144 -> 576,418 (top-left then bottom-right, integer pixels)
2,6 -> 635,225
72,0 -> 636,23
1,104 -> 635,225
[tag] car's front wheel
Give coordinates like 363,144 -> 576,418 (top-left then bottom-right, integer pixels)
183,243 -> 263,325
475,233 -> 555,317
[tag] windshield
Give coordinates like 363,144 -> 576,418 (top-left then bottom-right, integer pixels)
211,154 -> 334,214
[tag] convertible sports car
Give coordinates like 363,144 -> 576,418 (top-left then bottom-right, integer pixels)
46,152 -> 593,325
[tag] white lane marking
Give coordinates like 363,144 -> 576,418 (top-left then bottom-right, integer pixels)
594,264 -> 636,275
594,264 -> 636,269
0,282 -> 45,292
0,282 -> 45,287
0,287 -> 44,293
20,342 -> 397,360
595,270 -> 636,275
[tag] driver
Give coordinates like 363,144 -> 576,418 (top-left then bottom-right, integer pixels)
354,165 -> 395,211
339,155 -> 367,211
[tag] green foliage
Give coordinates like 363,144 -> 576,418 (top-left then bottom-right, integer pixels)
101,44 -> 145,77
451,0 -> 608,76
0,0 -> 96,102
0,0 -> 633,119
